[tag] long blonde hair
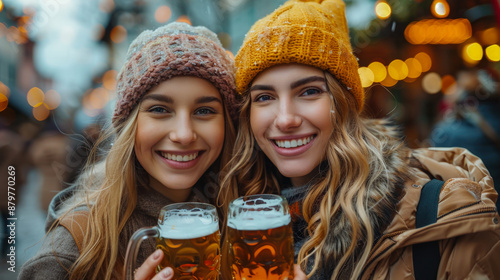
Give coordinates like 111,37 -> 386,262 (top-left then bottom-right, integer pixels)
220,71 -> 410,279
55,93 -> 236,279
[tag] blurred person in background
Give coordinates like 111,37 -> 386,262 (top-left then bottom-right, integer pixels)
431,68 -> 500,210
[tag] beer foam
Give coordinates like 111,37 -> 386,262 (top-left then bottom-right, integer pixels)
227,213 -> 291,231
160,216 -> 218,239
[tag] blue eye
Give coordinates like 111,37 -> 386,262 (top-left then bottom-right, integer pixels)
254,94 -> 273,102
195,107 -> 216,115
302,88 -> 321,96
148,106 -> 170,114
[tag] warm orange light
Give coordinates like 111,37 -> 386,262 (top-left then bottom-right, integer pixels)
110,25 -> 127,44
27,87 -> 45,107
358,67 -> 375,88
431,0 -> 449,18
441,75 -> 456,93
405,19 -> 471,45
33,106 -> 50,121
388,59 -> 409,81
89,88 -> 109,109
405,58 -> 422,79
414,52 -> 432,72
0,1 -> 4,13
155,5 -> 172,23
486,45 -> 500,62
0,81 -> 9,98
0,93 -> 8,112
375,1 -> 391,20
463,42 -> 483,61
380,75 -> 398,87
368,61 -> 387,83
176,15 -> 191,25
102,70 -> 117,91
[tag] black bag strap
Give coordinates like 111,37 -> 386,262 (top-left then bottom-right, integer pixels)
412,179 -> 444,280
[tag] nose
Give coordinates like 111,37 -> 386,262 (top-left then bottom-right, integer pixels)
274,99 -> 302,131
169,113 -> 197,145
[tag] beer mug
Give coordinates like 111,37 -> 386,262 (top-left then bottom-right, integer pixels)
227,194 -> 294,280
124,202 -> 220,280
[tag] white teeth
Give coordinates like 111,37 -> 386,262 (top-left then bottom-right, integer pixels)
275,136 -> 313,148
160,152 -> 199,162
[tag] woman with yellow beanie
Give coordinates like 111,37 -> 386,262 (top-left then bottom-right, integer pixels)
220,0 -> 500,279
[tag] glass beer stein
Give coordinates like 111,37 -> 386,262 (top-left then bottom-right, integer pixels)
227,194 -> 294,280
124,202 -> 220,280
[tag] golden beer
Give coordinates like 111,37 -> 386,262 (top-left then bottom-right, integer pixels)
227,195 -> 294,280
123,203 -> 220,280
156,225 -> 220,280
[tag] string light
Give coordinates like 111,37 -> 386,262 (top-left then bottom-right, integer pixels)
431,0 -> 450,18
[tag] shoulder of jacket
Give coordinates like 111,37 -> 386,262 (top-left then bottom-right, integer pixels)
58,210 -> 89,253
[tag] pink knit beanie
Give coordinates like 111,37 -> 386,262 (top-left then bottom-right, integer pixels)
112,22 -> 237,126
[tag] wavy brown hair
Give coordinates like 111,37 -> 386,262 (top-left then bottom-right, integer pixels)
219,70 -> 409,279
53,93 -> 236,279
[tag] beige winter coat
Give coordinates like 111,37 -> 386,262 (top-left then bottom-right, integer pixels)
362,147 -> 500,279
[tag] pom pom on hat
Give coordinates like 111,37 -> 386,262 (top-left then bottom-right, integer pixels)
235,0 -> 364,111
113,22 -> 237,126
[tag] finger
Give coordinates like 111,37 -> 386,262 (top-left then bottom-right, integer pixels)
134,249 -> 163,280
152,267 -> 174,280
293,264 -> 308,280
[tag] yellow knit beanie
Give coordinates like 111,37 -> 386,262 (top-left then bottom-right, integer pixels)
235,0 -> 363,111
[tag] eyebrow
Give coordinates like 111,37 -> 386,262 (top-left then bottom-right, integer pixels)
141,94 -> 222,104
290,76 -> 326,89
249,75 -> 326,92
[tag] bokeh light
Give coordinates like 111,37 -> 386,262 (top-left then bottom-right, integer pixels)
111,25 -> 127,43
388,59 -> 409,81
44,90 -> 61,110
33,105 -> 50,121
405,19 -> 471,45
414,52 -> 432,72
0,93 -> 8,112
381,74 -> 398,87
375,1 -> 391,20
103,70 -> 117,91
27,87 -> 45,107
440,74 -> 456,93
88,87 -> 109,110
405,58 -> 423,79
485,45 -> 500,62
155,5 -> 172,23
176,15 -> 192,25
368,61 -> 387,83
431,0 -> 450,18
358,67 -> 375,88
480,27 -> 499,45
463,42 -> 483,61
0,1 -> 3,13
422,72 -> 442,94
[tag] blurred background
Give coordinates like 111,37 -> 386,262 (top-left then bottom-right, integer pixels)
0,0 -> 499,277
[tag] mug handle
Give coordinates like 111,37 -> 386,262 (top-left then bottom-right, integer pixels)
123,226 -> 160,280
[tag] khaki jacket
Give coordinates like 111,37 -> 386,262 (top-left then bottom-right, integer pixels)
362,147 -> 500,279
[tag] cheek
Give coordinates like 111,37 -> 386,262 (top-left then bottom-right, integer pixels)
250,107 -> 272,136
204,119 -> 225,152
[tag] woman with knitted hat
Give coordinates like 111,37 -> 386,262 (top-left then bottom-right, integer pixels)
220,0 -> 500,279
19,22 -> 238,280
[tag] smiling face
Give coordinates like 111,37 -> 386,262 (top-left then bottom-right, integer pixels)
135,76 -> 225,202
249,64 -> 334,186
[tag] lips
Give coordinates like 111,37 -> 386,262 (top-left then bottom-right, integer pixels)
270,135 -> 316,157
156,150 -> 203,169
